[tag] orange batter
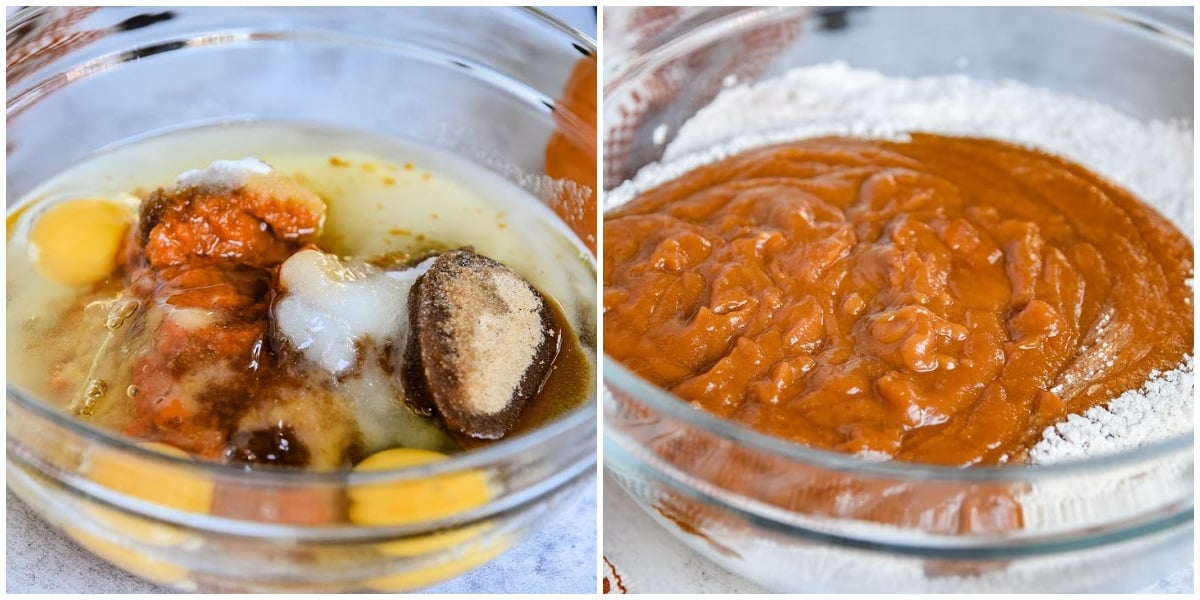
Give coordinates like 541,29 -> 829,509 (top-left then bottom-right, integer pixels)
545,55 -> 598,255
604,134 -> 1193,466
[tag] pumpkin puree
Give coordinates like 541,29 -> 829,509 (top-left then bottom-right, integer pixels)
604,134 -> 1193,466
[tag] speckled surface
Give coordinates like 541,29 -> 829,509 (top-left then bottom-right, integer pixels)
7,481 -> 596,594
5,5 -> 598,595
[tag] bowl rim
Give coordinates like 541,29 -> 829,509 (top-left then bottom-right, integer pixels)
6,5 -> 599,47
5,5 -> 599,487
601,4 -> 1195,482
605,5 -> 1192,97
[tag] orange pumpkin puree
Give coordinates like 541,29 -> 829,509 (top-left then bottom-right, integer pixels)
604,134 -> 1193,466
545,55 -> 598,255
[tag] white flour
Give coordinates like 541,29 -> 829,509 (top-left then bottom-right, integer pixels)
638,63 -> 1194,236
608,62 -> 1195,467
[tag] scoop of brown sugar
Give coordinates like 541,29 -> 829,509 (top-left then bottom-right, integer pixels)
402,249 -> 561,439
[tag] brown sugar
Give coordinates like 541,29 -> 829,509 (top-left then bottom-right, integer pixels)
402,249 -> 561,439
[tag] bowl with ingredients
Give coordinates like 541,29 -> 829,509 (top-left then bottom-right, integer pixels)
7,6 -> 597,592
602,6 -> 1192,592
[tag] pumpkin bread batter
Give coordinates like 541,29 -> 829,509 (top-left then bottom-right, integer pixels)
604,134 -> 1193,466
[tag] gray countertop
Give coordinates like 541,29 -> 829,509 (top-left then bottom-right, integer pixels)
7,481 -> 596,594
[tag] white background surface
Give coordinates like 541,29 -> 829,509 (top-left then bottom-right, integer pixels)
5,6 -> 598,595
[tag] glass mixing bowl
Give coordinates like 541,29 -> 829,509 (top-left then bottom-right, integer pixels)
7,6 -> 596,593
603,6 -> 1193,593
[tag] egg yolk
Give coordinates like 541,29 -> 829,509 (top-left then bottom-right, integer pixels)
64,526 -> 191,586
28,197 -> 130,285
349,448 -> 503,589
365,539 -> 507,592
348,448 -> 491,526
86,442 -> 213,515
67,442 -> 212,587
83,441 -> 211,546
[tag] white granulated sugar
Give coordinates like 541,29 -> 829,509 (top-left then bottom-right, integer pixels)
610,63 -> 1194,466
175,157 -> 272,190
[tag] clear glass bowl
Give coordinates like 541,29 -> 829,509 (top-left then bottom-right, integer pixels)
603,6 -> 1193,593
7,6 -> 596,593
